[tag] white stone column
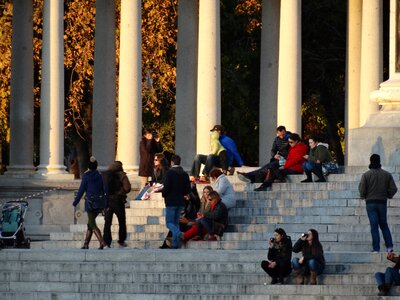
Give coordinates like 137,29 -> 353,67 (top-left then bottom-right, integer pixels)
92,0 -> 116,170
196,0 -> 221,154
277,0 -> 301,134
345,0 -> 362,165
259,0 -> 280,165
359,0 -> 382,126
116,0 -> 142,172
175,0 -> 198,169
37,0 -> 67,175
7,0 -> 35,174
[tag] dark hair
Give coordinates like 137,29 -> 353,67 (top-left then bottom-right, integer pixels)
88,156 -> 97,170
208,191 -> 221,201
142,128 -> 152,136
308,228 -> 322,255
209,168 -> 223,179
276,125 -> 286,132
203,185 -> 213,192
274,227 -> 287,238
288,133 -> 301,142
171,155 -> 181,165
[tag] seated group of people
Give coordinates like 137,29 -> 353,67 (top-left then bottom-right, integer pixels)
261,228 -> 325,285
238,126 -> 334,191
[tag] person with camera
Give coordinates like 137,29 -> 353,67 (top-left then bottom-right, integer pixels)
292,229 -> 325,285
261,228 -> 292,284
139,128 -> 163,187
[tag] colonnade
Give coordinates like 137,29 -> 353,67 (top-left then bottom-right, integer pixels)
5,0 -> 393,176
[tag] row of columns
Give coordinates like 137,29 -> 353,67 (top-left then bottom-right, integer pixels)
5,0 -> 389,175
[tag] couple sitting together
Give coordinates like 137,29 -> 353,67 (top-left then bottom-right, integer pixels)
238,126 -> 334,191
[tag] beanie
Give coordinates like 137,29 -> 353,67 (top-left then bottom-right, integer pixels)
370,154 -> 381,164
88,156 -> 98,170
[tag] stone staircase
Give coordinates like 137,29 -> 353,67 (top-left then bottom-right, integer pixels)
1,168 -> 400,298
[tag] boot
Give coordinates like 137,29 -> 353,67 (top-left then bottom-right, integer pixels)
309,271 -> 317,285
301,170 -> 313,183
81,229 -> 93,249
93,228 -> 107,250
254,181 -> 272,191
294,270 -> 304,284
312,167 -> 326,182
378,284 -> 390,296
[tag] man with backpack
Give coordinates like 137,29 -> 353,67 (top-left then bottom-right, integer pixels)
103,161 -> 131,248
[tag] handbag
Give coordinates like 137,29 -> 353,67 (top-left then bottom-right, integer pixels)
85,194 -> 107,211
322,162 -> 339,176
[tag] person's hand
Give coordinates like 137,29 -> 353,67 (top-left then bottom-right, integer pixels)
274,154 -> 281,160
154,136 -> 160,142
268,261 -> 277,268
197,212 -> 203,219
303,155 -> 309,159
387,252 -> 396,260
299,257 -> 304,264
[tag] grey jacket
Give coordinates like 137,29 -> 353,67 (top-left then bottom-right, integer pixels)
359,168 -> 397,202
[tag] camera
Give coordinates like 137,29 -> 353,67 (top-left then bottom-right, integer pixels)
269,237 -> 275,242
301,233 -> 308,238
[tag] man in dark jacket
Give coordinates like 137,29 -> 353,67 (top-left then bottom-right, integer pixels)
103,161 -> 131,248
162,155 -> 191,248
238,125 -> 291,183
359,154 -> 398,253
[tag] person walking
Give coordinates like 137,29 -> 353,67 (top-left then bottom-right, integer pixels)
359,154 -> 397,253
103,161 -> 131,248
162,154 -> 191,249
72,156 -> 107,250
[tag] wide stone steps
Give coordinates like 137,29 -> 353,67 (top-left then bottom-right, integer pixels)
1,249 -> 400,299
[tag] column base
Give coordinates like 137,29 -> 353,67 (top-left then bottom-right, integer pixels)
348,111 -> 400,166
4,165 -> 37,178
35,164 -> 74,179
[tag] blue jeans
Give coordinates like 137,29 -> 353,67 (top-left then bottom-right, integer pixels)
190,154 -> 218,177
165,206 -> 184,248
375,267 -> 400,286
303,161 -> 317,172
292,257 -> 324,275
366,202 -> 393,251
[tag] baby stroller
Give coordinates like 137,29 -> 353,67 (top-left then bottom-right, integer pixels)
0,200 -> 30,248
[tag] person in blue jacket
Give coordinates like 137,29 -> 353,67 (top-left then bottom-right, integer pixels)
210,125 -> 244,175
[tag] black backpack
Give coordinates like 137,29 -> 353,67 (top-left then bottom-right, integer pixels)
107,172 -> 122,195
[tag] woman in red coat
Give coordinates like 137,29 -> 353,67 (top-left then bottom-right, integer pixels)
255,133 -> 308,191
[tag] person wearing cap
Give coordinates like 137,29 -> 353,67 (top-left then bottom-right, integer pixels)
359,154 -> 398,253
210,125 -> 244,174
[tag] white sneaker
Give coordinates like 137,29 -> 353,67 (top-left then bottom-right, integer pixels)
238,173 -> 251,183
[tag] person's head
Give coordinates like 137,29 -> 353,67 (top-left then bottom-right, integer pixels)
170,155 -> 181,166
210,125 -> 225,135
154,153 -> 165,168
108,161 -> 123,172
209,168 -> 223,180
276,126 -> 287,139
202,185 -> 213,199
88,156 -> 98,170
306,228 -> 319,243
288,133 -> 301,147
370,154 -> 381,165
142,128 -> 153,140
273,228 -> 287,242
208,191 -> 221,204
308,136 -> 320,149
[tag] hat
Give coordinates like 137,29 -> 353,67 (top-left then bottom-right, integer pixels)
210,125 -> 224,132
370,154 -> 381,164
88,156 -> 98,170
274,228 -> 287,237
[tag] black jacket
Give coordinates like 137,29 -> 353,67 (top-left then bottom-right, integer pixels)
270,131 -> 291,159
268,236 -> 292,268
293,238 -> 325,267
162,166 -> 191,207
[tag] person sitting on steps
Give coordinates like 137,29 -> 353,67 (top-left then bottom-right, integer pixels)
374,251 -> 400,296
238,125 -> 291,184
292,229 -> 325,285
261,228 -> 292,284
301,135 -> 332,183
254,133 -> 308,191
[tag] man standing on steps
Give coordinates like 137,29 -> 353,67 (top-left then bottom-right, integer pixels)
359,154 -> 398,253
162,154 -> 191,249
